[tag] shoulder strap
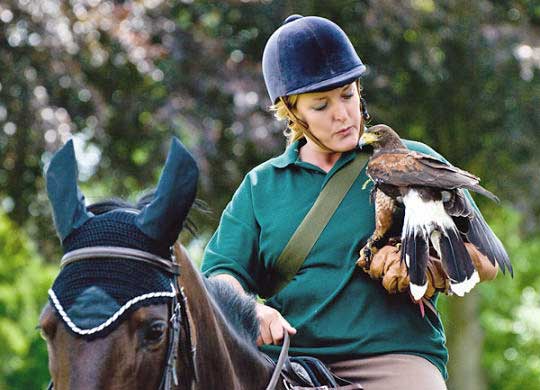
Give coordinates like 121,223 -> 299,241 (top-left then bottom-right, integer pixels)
262,152 -> 369,298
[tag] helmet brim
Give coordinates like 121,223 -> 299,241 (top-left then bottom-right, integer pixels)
283,64 -> 366,101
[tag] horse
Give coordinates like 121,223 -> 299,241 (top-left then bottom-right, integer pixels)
39,242 -> 283,389
39,138 -> 288,390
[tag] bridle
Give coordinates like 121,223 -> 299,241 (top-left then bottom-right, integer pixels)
47,245 -> 197,390
46,246 -> 289,390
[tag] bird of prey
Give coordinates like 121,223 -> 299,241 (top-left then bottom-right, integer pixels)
357,124 -> 512,300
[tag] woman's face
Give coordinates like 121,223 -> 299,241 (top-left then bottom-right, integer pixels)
295,83 -> 362,153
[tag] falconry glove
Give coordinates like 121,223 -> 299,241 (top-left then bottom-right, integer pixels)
359,243 -> 497,299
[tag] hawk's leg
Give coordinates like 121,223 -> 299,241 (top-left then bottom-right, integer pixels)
357,190 -> 397,270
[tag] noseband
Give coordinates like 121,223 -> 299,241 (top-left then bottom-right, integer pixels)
47,246 -> 196,390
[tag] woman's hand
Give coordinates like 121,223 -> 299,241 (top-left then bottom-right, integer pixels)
210,273 -> 297,345
255,302 -> 297,346
358,242 -> 498,298
359,245 -> 409,293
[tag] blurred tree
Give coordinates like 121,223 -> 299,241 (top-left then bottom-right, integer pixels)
478,207 -> 540,390
1,0 -> 539,246
0,211 -> 55,390
0,0 -> 539,387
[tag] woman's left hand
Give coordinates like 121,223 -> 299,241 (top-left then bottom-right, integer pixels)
358,243 -> 498,298
361,245 -> 409,293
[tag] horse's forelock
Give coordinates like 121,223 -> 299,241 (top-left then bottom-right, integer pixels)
86,198 -> 140,215
87,190 -> 156,216
86,193 -> 205,237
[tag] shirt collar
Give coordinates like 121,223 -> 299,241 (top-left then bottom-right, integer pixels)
270,139 -> 359,169
270,139 -> 304,168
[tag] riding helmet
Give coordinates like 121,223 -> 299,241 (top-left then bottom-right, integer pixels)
262,14 -> 367,103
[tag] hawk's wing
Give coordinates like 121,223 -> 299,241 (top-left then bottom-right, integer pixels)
446,190 -> 513,276
367,150 -> 498,201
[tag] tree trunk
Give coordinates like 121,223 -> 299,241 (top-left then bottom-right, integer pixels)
446,291 -> 487,390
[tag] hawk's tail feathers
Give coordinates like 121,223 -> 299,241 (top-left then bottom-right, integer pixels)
433,226 -> 479,296
401,227 -> 429,301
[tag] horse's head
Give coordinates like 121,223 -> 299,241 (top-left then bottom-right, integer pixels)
39,138 -> 198,390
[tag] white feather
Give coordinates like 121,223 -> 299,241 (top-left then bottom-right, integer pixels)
410,282 -> 428,301
430,230 -> 442,257
402,191 -> 454,233
450,271 -> 480,296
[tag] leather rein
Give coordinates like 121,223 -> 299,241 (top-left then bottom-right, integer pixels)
47,246 -> 289,390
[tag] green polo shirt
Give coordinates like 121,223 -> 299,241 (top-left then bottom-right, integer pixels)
202,139 -> 449,379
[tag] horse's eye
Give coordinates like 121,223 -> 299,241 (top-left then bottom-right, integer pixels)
144,320 -> 167,345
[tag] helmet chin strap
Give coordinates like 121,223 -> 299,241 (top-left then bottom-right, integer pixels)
282,96 -> 370,153
301,127 -> 335,153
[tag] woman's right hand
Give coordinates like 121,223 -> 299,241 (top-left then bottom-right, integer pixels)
255,302 -> 297,346
211,274 -> 297,346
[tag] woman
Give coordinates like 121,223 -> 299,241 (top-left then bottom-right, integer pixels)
202,15 -> 496,389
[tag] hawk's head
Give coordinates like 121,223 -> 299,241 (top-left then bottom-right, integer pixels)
358,124 -> 405,151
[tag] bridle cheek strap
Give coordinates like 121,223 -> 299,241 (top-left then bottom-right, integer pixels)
160,292 -> 181,389
160,250 -> 197,390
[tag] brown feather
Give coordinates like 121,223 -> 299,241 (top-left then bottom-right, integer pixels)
367,150 -> 497,201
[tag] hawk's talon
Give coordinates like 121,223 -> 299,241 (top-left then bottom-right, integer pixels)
357,245 -> 374,270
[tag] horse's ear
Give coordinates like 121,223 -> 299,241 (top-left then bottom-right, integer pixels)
136,137 -> 199,246
45,139 -> 93,241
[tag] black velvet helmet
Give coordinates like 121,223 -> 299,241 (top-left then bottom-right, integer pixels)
262,15 -> 367,103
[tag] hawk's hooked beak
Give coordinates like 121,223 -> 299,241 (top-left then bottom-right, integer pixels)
358,132 -> 378,149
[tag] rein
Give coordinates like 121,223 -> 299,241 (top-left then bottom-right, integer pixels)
265,330 -> 290,390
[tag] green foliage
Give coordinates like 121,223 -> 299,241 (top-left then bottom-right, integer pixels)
479,207 -> 540,390
0,212 -> 56,390
0,0 -> 538,387
436,205 -> 540,389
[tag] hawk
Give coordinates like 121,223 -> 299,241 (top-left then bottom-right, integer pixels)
357,124 -> 512,300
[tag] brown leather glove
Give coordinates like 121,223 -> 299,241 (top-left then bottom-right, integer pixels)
358,243 -> 497,298
424,257 -> 449,298
464,242 -> 498,281
425,244 -> 498,296
357,245 -> 410,294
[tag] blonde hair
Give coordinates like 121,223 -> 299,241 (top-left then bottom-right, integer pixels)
270,81 -> 364,146
270,94 -> 304,145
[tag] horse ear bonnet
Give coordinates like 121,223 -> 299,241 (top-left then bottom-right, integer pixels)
45,138 -> 198,339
